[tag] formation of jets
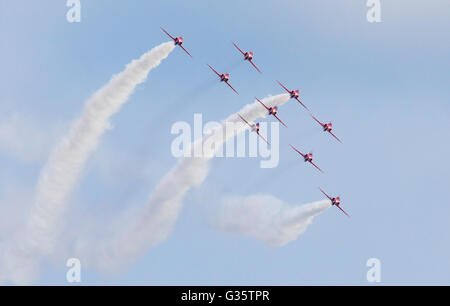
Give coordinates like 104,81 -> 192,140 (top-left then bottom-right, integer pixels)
160,27 -> 349,218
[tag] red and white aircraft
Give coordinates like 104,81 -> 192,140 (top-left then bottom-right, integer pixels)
319,187 -> 349,217
238,114 -> 269,145
207,64 -> 239,95
290,144 -> 323,173
255,97 -> 287,127
160,27 -> 192,57
232,42 -> 261,73
277,80 -> 309,111
311,114 -> 342,143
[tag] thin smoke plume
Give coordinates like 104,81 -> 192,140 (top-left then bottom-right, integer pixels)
0,42 -> 175,284
211,194 -> 331,247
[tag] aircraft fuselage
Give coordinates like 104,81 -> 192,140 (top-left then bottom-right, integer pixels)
174,37 -> 183,45
304,154 -> 313,162
324,123 -> 332,132
290,90 -> 299,99
244,52 -> 253,60
220,74 -> 229,82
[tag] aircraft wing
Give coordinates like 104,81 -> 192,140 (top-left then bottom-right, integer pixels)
179,45 -> 193,58
295,97 -> 309,110
226,81 -> 239,95
319,187 -> 333,200
276,80 -> 291,94
273,114 -> 287,128
249,60 -> 262,73
329,131 -> 343,143
160,27 -> 175,41
232,42 -> 245,55
257,132 -> 270,145
311,114 -> 324,127
336,205 -> 350,217
255,97 -> 270,111
310,161 -> 324,173
290,144 -> 305,158
207,64 -> 221,77
238,114 -> 252,127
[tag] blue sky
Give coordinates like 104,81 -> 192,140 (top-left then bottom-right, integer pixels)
1,0 -> 450,285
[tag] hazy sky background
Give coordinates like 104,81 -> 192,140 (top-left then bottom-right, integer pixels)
0,0 -> 449,285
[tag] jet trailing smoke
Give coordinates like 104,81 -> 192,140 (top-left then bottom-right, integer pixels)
81,94 -> 292,271
211,194 -> 331,247
0,42 -> 175,284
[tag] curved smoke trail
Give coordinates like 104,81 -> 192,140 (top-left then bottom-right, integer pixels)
212,194 -> 330,247
84,94 -> 292,271
0,42 -> 175,284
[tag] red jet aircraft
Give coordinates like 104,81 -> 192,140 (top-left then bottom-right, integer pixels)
160,27 -> 192,57
319,188 -> 349,217
238,114 -> 269,145
207,64 -> 239,95
255,97 -> 287,127
290,144 -> 323,173
277,80 -> 309,111
311,114 -> 342,143
232,42 -> 261,73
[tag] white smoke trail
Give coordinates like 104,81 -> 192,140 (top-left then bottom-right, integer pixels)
0,42 -> 175,284
84,94 -> 291,271
211,194 -> 331,247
